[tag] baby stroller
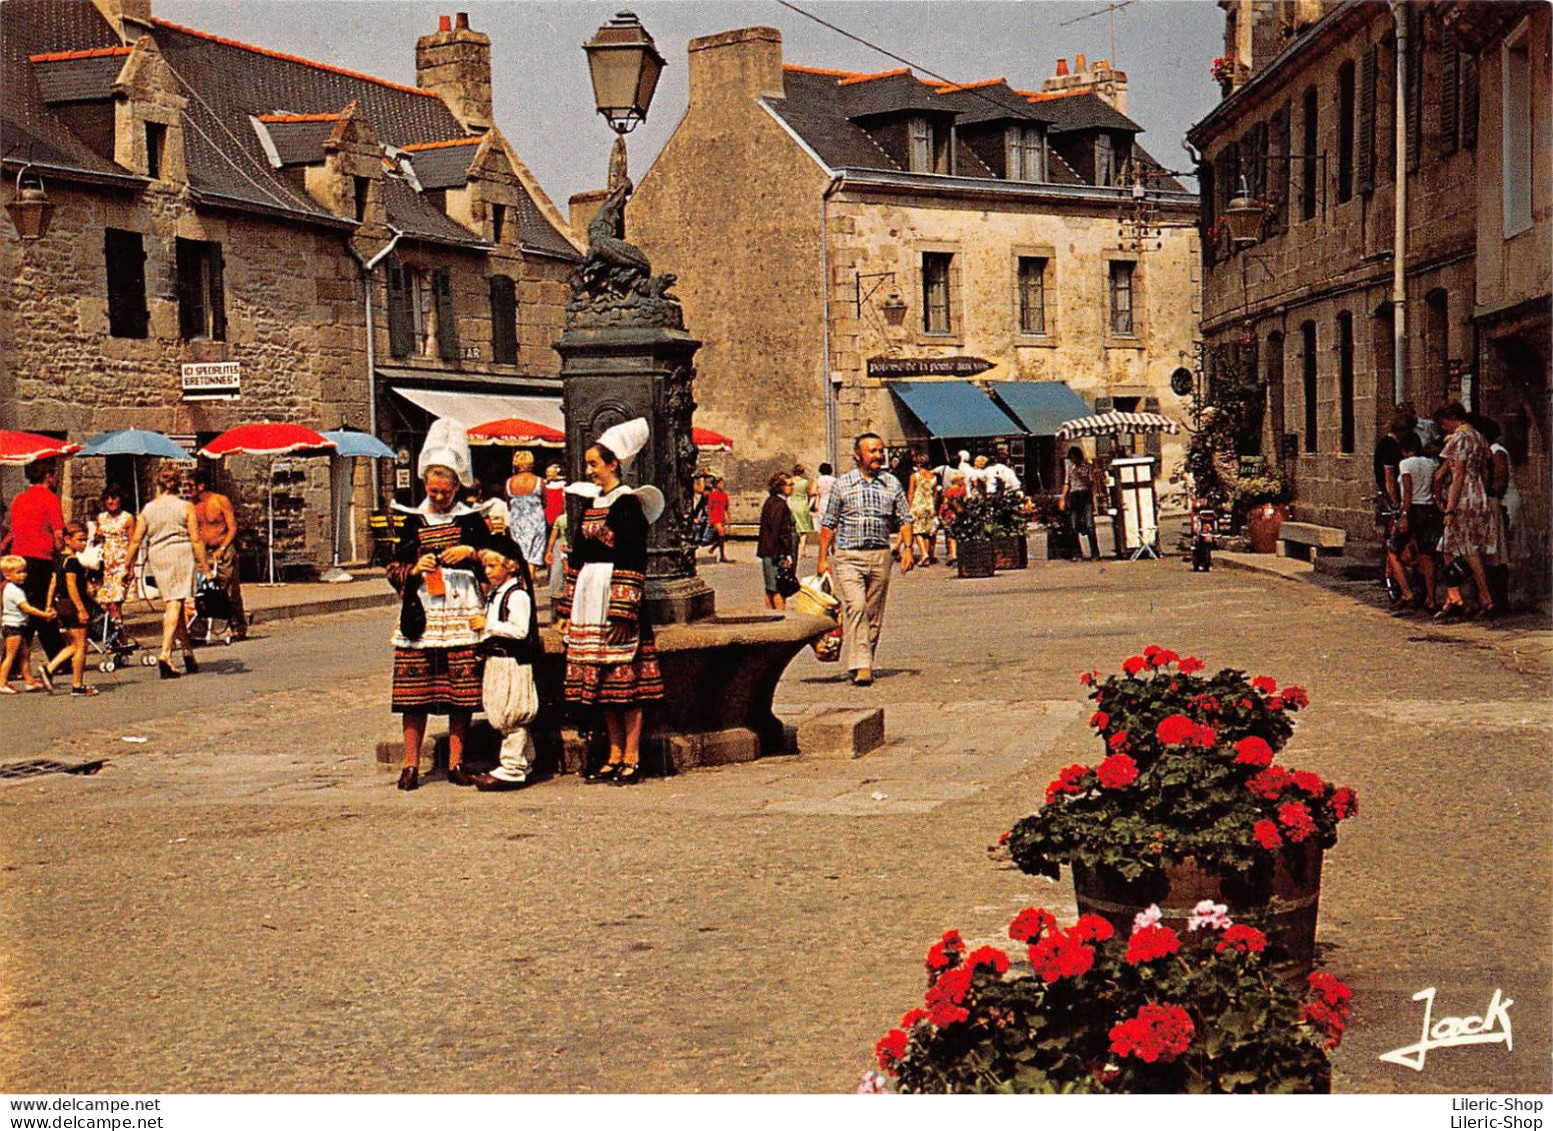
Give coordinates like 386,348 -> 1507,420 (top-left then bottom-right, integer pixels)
189,573 -> 238,647
88,607 -> 153,673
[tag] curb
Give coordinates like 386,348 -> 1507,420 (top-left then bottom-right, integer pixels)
123,590 -> 397,631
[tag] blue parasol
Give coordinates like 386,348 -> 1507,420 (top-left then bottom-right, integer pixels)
320,429 -> 395,581
78,428 -> 195,461
320,429 -> 395,459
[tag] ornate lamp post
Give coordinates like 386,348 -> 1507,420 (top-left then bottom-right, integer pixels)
582,10 -> 666,191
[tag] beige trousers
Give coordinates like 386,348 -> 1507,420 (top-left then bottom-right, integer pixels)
831,548 -> 893,673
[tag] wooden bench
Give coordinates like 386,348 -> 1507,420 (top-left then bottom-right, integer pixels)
1277,521 -> 1347,561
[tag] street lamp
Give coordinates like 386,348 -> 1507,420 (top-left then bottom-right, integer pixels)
583,10 -> 665,188
5,164 -> 54,241
1222,175 -> 1266,245
855,271 -> 908,327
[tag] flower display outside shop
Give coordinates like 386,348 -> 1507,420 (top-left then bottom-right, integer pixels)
1007,648 -> 1357,881
871,905 -> 1351,1093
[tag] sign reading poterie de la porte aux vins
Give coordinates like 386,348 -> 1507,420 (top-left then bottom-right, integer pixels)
867,355 -> 994,378
181,362 -> 241,401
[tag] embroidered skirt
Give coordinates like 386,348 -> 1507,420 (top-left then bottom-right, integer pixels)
391,645 -> 484,714
564,631 -> 665,707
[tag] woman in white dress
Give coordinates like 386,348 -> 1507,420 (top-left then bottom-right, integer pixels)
124,463 -> 206,679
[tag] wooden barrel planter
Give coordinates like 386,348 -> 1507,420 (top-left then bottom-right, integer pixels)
957,540 -> 996,578
993,533 -> 1029,570
1071,843 -> 1323,974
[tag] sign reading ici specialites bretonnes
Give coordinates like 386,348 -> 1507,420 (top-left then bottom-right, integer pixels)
867,356 -> 994,378
181,361 -> 241,401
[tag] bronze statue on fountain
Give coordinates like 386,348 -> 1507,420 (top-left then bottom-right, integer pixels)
566,178 -> 684,331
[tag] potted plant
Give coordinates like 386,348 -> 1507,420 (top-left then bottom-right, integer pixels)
988,491 -> 1030,570
868,907 -> 1350,1093
1232,469 -> 1293,553
950,495 -> 998,578
1005,648 -> 1357,972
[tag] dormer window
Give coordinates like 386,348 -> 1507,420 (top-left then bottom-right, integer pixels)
1096,134 -> 1116,186
909,117 -> 933,172
491,202 -> 506,245
1006,124 -> 1046,182
353,176 -> 369,222
145,122 -> 166,180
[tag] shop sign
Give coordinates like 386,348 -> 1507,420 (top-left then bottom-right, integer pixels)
867,355 -> 994,378
181,362 -> 241,401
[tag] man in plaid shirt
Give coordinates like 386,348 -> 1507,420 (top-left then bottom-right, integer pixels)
817,433 -> 914,686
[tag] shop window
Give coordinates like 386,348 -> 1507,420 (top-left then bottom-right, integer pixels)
175,237 -> 225,341
104,228 -> 148,340
490,275 -> 518,365
1109,261 -> 1135,336
1017,257 -> 1046,334
922,252 -> 953,335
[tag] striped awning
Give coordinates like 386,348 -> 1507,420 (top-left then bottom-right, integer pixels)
1056,412 -> 1181,440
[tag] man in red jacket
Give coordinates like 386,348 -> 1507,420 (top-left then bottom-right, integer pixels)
8,460 -> 66,662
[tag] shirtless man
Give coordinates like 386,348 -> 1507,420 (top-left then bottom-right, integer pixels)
190,467 -> 246,640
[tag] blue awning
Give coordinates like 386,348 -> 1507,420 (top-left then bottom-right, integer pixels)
987,381 -> 1093,436
888,380 -> 1024,439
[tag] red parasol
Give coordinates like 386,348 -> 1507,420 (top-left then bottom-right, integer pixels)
692,426 -> 734,452
199,423 -> 337,458
0,430 -> 82,466
467,417 -> 565,447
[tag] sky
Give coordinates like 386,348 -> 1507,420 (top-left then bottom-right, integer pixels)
155,0 -> 1226,213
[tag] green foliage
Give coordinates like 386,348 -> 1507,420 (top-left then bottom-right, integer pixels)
1186,346 -> 1267,508
1007,650 -> 1355,881
949,490 -> 1027,543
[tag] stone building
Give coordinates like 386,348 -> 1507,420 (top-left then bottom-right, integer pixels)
1189,0 -> 1549,602
626,27 -> 1200,516
1,0 -> 579,573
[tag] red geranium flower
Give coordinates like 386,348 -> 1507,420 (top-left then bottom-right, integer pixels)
1252,818 -> 1283,849
1144,644 -> 1163,659
1072,914 -> 1116,943
1268,696 -> 1285,711
965,945 -> 1011,976
1125,923 -> 1182,964
1109,1003 -> 1195,1063
925,930 -> 965,972
1246,765 -> 1294,800
1252,675 -> 1278,694
1108,730 -> 1131,752
997,830 -> 1011,845
1009,906 -> 1058,943
1097,753 -> 1139,789
1045,763 -> 1090,804
900,1008 -> 929,1028
1156,714 -> 1198,745
1278,800 -> 1318,843
1178,656 -> 1205,674
1090,710 -> 1110,730
875,1027 -> 909,1071
1308,971 -> 1352,1007
1234,736 -> 1274,767
1217,924 -> 1268,954
1332,786 -> 1359,820
1150,649 -> 1180,667
923,965 -> 974,1027
1301,1000 -> 1348,1048
1282,685 -> 1310,709
1122,656 -> 1148,676
1080,671 -> 1096,685
1292,770 -> 1326,796
1029,930 -> 1096,982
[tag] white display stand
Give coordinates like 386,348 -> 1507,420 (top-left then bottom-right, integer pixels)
1111,456 -> 1160,559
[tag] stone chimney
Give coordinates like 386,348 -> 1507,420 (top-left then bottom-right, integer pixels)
91,0 -> 152,41
687,27 -> 784,113
416,12 -> 492,132
1040,54 -> 1129,115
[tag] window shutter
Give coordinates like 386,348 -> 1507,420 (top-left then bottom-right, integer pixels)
208,242 -> 226,342
104,230 -> 148,339
489,275 -> 517,365
1460,53 -> 1478,150
434,268 -> 459,361
1270,103 -> 1291,232
175,238 -> 203,340
1439,41 -> 1460,156
386,262 -> 413,359
1358,47 -> 1377,195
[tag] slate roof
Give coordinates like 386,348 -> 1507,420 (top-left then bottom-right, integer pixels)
0,0 -> 142,184
768,60 -> 1176,192
401,138 -> 482,190
0,0 -> 578,255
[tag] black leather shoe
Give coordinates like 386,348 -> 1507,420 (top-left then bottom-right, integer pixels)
584,761 -> 621,784
447,765 -> 478,787
613,763 -> 645,786
396,766 -> 420,791
158,659 -> 180,680
183,653 -> 199,674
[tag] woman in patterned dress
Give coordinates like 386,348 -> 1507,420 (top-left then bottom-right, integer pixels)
908,452 -> 940,564
553,419 -> 664,787
389,420 -> 509,791
94,485 -> 135,627
504,450 -> 548,584
1433,401 -> 1497,618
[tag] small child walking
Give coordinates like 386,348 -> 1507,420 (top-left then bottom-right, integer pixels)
1,555 -> 55,694
469,541 -> 540,791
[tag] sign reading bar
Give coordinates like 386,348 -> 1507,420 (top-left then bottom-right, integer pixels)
181,362 -> 241,401
867,355 -> 994,379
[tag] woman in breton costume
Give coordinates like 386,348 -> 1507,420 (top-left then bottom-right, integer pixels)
553,418 -> 665,786
387,419 -> 511,792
